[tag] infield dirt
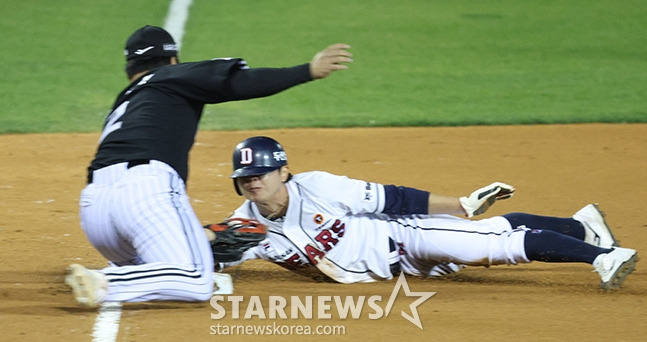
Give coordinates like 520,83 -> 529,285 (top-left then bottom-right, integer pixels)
1,124 -> 646,341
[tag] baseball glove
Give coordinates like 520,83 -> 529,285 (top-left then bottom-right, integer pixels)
204,218 -> 268,262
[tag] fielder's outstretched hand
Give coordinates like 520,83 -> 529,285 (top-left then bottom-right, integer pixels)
310,43 -> 353,79
459,182 -> 515,218
204,218 -> 267,262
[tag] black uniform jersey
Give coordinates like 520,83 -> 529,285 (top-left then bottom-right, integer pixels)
89,58 -> 311,182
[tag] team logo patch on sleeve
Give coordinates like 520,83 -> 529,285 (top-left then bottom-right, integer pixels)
363,182 -> 373,202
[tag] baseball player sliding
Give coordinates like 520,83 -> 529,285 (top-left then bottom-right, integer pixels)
210,136 -> 638,290
65,26 -> 351,308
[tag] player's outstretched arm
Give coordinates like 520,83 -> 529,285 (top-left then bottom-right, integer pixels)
427,194 -> 467,216
310,43 -> 353,79
459,182 -> 515,218
427,182 -> 515,217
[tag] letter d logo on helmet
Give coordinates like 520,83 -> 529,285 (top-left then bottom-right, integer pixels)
231,136 -> 288,195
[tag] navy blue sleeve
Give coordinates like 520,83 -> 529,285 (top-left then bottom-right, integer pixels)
382,185 -> 429,215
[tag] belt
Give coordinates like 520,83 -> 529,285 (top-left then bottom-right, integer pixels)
126,159 -> 151,168
87,159 -> 150,184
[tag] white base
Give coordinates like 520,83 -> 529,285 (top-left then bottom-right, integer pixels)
213,272 -> 234,295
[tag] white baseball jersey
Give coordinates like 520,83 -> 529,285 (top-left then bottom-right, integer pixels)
224,171 -> 530,284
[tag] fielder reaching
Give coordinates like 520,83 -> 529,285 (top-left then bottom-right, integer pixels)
211,136 -> 638,290
65,26 -> 352,307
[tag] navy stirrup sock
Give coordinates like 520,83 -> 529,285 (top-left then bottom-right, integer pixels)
504,212 -> 586,240
524,229 -> 612,263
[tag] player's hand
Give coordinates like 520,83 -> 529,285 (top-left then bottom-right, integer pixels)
204,218 -> 267,262
459,182 -> 515,218
310,43 -> 352,79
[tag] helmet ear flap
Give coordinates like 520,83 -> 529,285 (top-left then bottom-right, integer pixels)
233,179 -> 242,196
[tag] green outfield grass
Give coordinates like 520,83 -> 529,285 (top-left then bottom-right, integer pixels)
2,0 -> 646,133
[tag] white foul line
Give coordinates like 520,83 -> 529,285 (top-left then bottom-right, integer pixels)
92,302 -> 122,342
163,0 -> 194,51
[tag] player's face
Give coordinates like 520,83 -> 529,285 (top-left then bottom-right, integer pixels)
236,167 -> 289,204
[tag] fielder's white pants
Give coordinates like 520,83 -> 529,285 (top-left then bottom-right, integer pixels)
79,161 -> 214,302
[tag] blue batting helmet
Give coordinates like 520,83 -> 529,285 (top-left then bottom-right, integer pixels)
231,136 -> 288,195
